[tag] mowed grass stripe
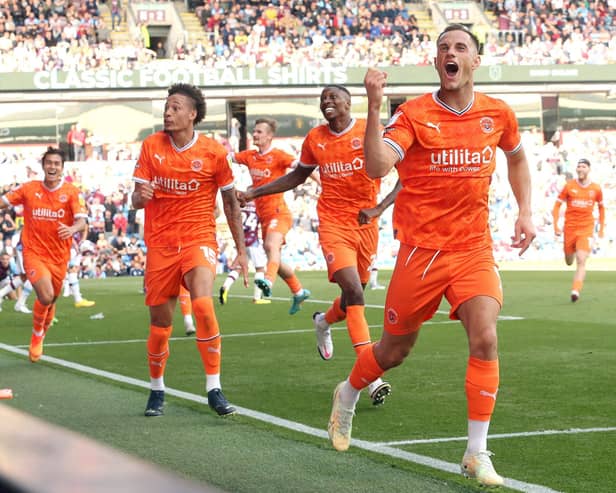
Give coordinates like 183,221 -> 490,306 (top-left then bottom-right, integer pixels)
0,347 -> 480,493
2,271 -> 615,492
1,343 -> 559,493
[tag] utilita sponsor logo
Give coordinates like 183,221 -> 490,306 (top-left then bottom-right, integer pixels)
152,176 -> 200,193
250,168 -> 271,179
321,157 -> 364,175
32,208 -> 65,219
430,146 -> 493,166
571,199 -> 595,208
428,146 -> 494,173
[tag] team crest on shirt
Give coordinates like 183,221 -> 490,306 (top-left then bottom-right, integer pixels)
479,117 -> 494,133
351,137 -> 362,150
266,155 -> 273,164
59,194 -> 68,203
191,160 -> 203,171
387,308 -> 399,325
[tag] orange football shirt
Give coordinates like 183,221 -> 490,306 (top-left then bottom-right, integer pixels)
556,179 -> 603,234
2,179 -> 88,264
300,118 -> 380,228
232,148 -> 295,219
384,91 -> 521,250
133,131 -> 234,248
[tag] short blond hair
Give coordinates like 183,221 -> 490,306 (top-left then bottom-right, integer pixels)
255,118 -> 277,134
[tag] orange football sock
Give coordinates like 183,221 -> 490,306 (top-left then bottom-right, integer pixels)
349,343 -> 384,390
465,357 -> 499,421
346,304 -> 371,355
324,296 -> 346,325
146,325 -> 172,379
43,304 -> 56,333
192,296 -> 221,375
32,299 -> 49,334
265,261 -> 279,285
572,280 -> 583,293
283,273 -> 302,294
179,288 -> 192,316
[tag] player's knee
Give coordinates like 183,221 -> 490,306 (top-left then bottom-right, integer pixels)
149,313 -> 173,327
38,292 -> 55,305
469,331 -> 498,359
342,285 -> 364,305
375,343 -> 410,370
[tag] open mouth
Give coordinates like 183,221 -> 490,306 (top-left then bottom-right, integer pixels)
323,107 -> 335,115
445,62 -> 459,75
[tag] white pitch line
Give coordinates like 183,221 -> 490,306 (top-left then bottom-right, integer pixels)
13,320 -> 463,350
0,342 -> 558,493
229,295 -> 524,319
379,426 -> 616,446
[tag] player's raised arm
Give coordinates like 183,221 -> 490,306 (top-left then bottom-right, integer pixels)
363,68 -> 398,179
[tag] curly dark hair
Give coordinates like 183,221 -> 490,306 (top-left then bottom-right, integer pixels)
168,83 -> 207,125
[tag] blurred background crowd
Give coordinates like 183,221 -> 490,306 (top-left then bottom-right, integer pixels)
0,0 -> 614,71
1,126 -> 615,279
0,0 -> 614,279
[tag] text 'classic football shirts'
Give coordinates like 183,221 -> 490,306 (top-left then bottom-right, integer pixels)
3,179 -> 87,264
384,92 -> 522,251
133,131 -> 234,248
300,118 -> 380,229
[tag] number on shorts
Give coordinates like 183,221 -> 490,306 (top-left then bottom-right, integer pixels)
200,246 -> 217,265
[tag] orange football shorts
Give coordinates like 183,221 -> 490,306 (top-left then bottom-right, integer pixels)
261,212 -> 293,241
563,229 -> 593,256
384,244 -> 503,336
318,222 -> 378,283
145,243 -> 217,306
23,255 -> 67,297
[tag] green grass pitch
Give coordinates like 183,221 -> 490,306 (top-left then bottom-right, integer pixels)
1,269 -> 615,492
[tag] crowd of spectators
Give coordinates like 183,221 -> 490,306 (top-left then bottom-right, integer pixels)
0,0 -> 614,72
0,0 -> 156,72
2,128 -> 614,281
485,0 -> 616,64
174,0 -> 616,67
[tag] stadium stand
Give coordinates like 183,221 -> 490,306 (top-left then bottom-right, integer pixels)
0,0 -> 614,274
0,0 -> 614,70
0,4 -> 613,493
